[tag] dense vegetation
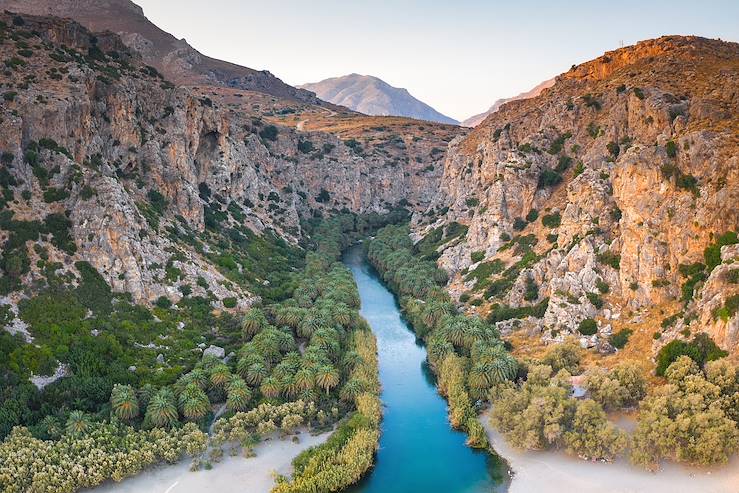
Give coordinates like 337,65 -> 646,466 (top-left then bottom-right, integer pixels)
367,224 -> 518,448
0,213 -> 391,492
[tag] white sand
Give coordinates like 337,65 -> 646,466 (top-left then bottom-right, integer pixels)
480,410 -> 739,493
86,430 -> 330,493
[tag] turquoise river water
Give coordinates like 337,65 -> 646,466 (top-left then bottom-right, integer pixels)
343,245 -> 508,493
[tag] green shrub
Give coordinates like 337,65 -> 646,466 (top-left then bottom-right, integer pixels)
524,276 -> 539,302
541,212 -> 561,228
297,140 -> 314,154
606,141 -> 620,158
586,292 -> 604,309
259,125 -> 278,142
596,280 -> 610,294
488,298 -> 549,323
470,251 -> 485,263
537,169 -> 563,189
665,140 -> 677,158
633,88 -> 645,100
465,197 -> 479,208
513,218 -> 527,231
655,334 -> 727,376
43,187 -> 69,203
597,251 -> 621,270
155,296 -> 172,309
222,297 -> 237,308
609,329 -> 633,349
573,161 -> 585,177
578,318 -> 598,336
555,155 -> 572,172
704,231 -> 738,272
526,209 -> 539,222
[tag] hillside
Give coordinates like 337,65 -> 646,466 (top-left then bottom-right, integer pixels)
299,74 -> 459,125
0,0 -> 317,101
413,35 -> 739,363
461,78 -> 555,127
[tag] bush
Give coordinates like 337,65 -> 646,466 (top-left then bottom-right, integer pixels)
524,276 -> 539,302
537,169 -> 563,189
297,140 -> 314,154
541,212 -> 561,228
573,161 -> 585,177
597,251 -> 621,270
606,141 -> 620,158
513,217 -> 527,231
525,209 -> 539,222
665,140 -> 677,158
259,125 -> 278,142
578,318 -> 598,336
485,299 -> 548,324
470,251 -> 485,263
222,297 -> 237,308
586,292 -> 604,309
609,329 -> 633,349
655,334 -> 727,376
155,296 -> 172,309
704,231 -> 737,272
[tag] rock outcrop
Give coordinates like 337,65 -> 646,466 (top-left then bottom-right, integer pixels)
0,12 -> 457,311
416,36 -> 739,353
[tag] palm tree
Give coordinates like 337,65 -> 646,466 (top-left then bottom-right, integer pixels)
443,316 -> 469,348
281,374 -> 300,399
422,300 -> 451,329
294,368 -> 315,392
110,384 -> 139,421
209,364 -> 232,389
332,304 -> 354,328
179,383 -> 210,421
144,388 -> 179,428
40,415 -> 62,439
260,377 -> 281,399
138,383 -> 155,410
298,315 -> 321,339
242,308 -> 267,338
244,362 -> 268,386
226,378 -> 252,412
275,306 -> 304,328
339,378 -> 364,403
315,365 -> 340,395
65,411 -> 91,436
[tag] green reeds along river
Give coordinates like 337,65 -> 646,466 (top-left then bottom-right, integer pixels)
343,245 -> 508,493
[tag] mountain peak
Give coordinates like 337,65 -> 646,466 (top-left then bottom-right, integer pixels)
299,74 -> 459,125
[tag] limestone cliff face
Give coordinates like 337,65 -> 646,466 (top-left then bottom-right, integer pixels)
0,13 -> 452,309
417,36 -> 739,353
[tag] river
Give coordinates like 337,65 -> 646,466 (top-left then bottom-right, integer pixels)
343,244 -> 507,493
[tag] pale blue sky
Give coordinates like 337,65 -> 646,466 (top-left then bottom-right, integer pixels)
136,0 -> 738,121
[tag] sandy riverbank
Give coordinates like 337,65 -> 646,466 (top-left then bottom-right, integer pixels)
480,410 -> 739,493
86,429 -> 330,493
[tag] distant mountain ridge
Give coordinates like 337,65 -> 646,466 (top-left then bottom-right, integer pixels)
299,74 -> 459,125
0,0 -> 317,102
461,78 -> 556,127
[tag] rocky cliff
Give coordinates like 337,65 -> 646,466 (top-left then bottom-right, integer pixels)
414,36 -> 739,355
0,12 -> 458,316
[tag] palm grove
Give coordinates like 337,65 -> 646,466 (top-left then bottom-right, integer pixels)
0,216 -> 382,493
